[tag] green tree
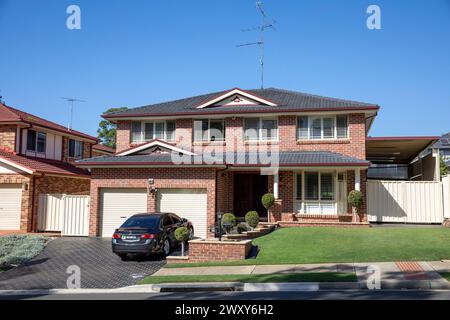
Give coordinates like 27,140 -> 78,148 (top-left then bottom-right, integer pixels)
440,155 -> 449,178
97,107 -> 128,148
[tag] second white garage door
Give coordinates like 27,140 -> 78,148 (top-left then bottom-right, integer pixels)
0,184 -> 22,230
157,189 -> 208,239
100,189 -> 148,237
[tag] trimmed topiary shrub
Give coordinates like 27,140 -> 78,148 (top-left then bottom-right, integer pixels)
221,213 -> 237,226
245,211 -> 259,229
348,190 -> 364,222
236,223 -> 249,234
175,227 -> 190,256
261,193 -> 275,210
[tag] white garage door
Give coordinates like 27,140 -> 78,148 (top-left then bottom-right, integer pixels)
157,189 -> 208,238
0,184 -> 22,230
100,189 -> 148,237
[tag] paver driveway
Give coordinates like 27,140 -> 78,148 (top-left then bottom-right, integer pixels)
0,237 -> 166,289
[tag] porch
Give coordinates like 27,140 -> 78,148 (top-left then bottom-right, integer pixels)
216,167 -> 367,225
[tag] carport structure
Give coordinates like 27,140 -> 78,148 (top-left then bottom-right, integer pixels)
366,136 -> 444,224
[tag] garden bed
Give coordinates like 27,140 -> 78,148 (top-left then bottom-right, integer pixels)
0,234 -> 49,271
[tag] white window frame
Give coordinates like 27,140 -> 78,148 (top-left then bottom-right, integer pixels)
26,130 -> 46,153
294,170 -> 343,215
244,117 -> 279,141
131,120 -> 176,143
68,139 -> 84,159
193,119 -> 225,142
297,115 -> 348,140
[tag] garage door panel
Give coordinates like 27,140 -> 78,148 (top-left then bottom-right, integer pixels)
0,184 -> 22,230
101,189 -> 148,237
157,189 -> 208,238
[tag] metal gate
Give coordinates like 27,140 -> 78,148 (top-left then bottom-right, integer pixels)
367,180 -> 444,223
38,194 -> 90,236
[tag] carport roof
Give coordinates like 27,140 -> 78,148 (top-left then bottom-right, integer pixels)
366,136 -> 439,164
76,151 -> 370,168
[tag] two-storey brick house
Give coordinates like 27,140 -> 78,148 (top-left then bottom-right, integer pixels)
77,88 -> 379,237
0,103 -> 97,232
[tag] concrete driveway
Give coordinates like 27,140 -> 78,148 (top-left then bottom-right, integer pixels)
0,237 -> 166,290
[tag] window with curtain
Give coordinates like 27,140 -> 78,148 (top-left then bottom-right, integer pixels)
305,172 -> 319,200
297,115 -> 348,140
244,118 -> 278,141
298,172 -> 335,201
131,121 -> 176,143
68,139 -> 83,159
193,119 -> 225,142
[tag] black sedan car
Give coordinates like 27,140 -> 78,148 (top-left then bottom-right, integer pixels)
111,212 -> 194,259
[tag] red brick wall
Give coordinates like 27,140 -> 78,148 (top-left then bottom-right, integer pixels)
32,175 -> 91,231
0,125 -> 17,152
88,167 -> 217,236
186,239 -> 252,262
113,113 -> 367,159
0,174 -> 33,231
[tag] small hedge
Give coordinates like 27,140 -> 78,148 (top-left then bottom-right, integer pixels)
222,213 -> 237,226
348,190 -> 363,208
174,227 -> 190,242
237,223 -> 249,234
245,211 -> 259,228
0,235 -> 48,270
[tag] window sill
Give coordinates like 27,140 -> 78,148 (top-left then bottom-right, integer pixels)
244,140 -> 279,145
297,139 -> 350,145
193,141 -> 226,146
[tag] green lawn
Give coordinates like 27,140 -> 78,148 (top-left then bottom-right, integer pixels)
167,227 -> 450,268
440,272 -> 450,281
139,272 -> 357,284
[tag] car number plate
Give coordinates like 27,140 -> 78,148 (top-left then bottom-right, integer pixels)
122,235 -> 137,240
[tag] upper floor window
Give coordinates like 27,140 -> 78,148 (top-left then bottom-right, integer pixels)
27,130 -> 46,153
297,115 -> 348,140
244,117 -> 278,141
131,120 -> 176,143
193,119 -> 225,142
68,139 -> 84,159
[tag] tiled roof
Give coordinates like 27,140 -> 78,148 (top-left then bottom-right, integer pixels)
0,148 -> 90,177
92,144 -> 115,154
104,88 -> 379,118
433,132 -> 450,149
76,151 -> 370,167
0,103 -> 97,142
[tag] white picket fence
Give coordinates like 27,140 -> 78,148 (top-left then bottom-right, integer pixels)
37,194 -> 90,236
367,180 -> 444,223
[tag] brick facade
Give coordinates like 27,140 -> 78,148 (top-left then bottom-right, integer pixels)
88,167 -> 217,236
62,137 -> 93,163
0,125 -> 17,152
177,239 -> 253,263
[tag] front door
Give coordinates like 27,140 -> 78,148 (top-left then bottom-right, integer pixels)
233,174 -> 268,218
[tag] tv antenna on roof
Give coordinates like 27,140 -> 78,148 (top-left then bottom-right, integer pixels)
237,1 -> 276,89
61,97 -> 86,130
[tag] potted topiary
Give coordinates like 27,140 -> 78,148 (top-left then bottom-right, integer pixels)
245,211 -> 259,230
261,193 -> 275,222
174,226 -> 190,256
221,213 -> 237,234
348,190 -> 363,222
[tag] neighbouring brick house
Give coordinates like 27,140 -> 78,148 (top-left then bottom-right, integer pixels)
0,103 -> 97,232
77,88 -> 379,238
92,144 -> 115,157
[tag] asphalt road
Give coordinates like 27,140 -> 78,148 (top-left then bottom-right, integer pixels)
2,289 -> 450,300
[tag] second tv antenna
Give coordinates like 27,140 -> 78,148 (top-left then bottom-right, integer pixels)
237,1 -> 276,89
61,97 -> 86,130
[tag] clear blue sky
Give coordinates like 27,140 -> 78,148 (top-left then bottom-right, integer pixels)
1,0 -> 449,137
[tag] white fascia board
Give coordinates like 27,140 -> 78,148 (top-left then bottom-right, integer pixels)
196,89 -> 278,109
0,157 -> 34,174
117,140 -> 195,156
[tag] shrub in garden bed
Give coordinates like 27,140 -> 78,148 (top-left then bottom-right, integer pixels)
0,234 -> 49,270
245,211 -> 260,229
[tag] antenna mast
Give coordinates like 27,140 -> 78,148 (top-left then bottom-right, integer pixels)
237,1 -> 276,89
61,97 -> 86,130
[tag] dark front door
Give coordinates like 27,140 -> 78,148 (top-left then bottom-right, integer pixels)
233,173 -> 268,218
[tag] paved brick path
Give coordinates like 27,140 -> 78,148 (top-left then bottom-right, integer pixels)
0,237 -> 165,289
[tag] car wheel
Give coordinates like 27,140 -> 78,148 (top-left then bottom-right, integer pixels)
118,254 -> 128,261
189,227 -> 195,240
162,239 -> 171,256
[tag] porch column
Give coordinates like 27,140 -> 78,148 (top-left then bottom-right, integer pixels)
273,172 -> 279,199
355,169 -> 361,191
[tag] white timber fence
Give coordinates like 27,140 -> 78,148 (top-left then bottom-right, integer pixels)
367,180 -> 444,224
37,194 -> 90,236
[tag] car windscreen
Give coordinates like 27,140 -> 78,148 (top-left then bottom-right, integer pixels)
120,215 -> 160,229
